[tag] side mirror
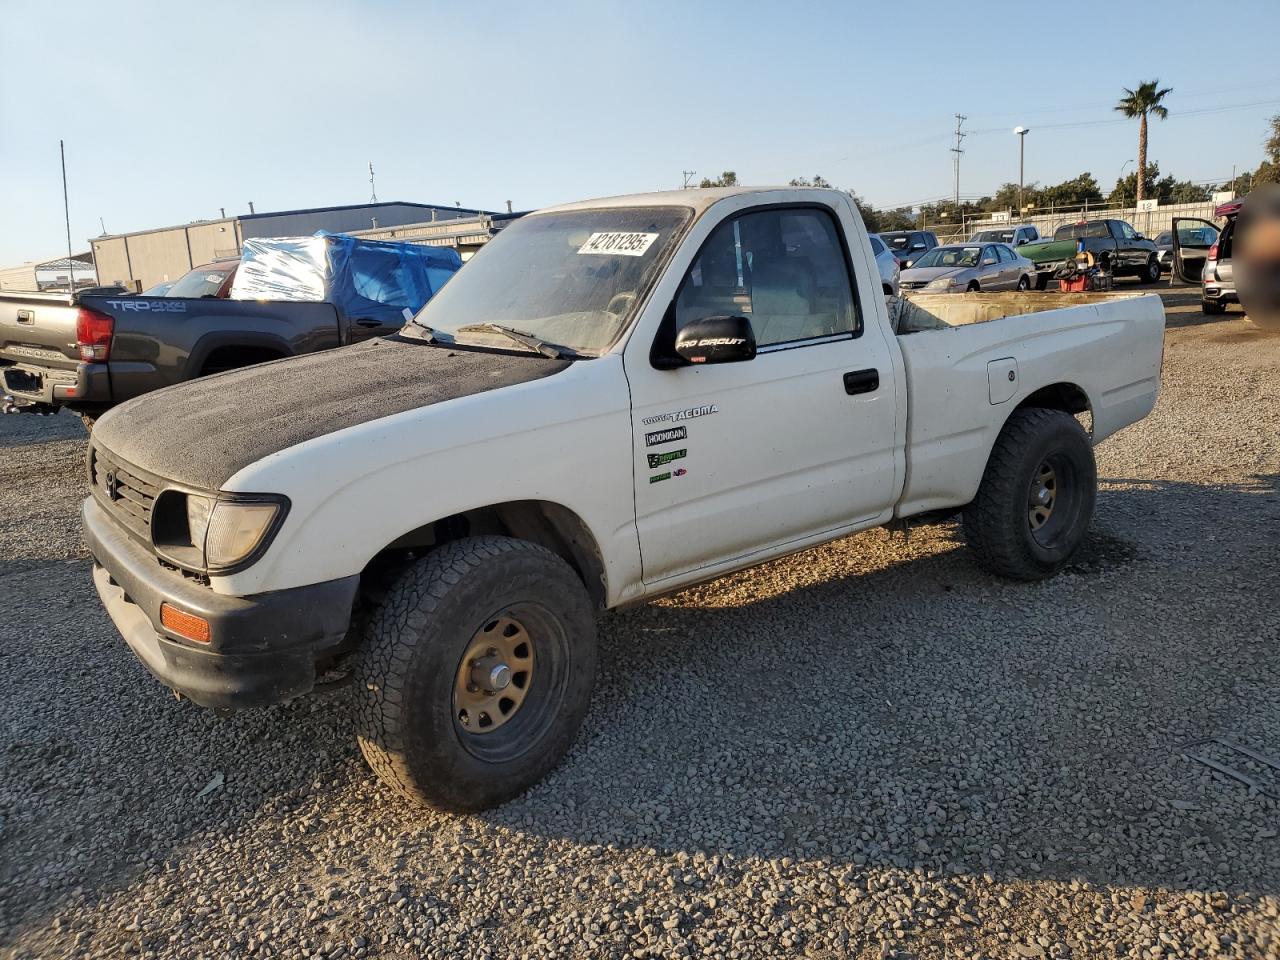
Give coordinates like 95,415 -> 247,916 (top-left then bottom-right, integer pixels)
674,315 -> 756,365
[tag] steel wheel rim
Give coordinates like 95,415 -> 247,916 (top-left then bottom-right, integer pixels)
454,614 -> 535,734
1027,460 -> 1058,534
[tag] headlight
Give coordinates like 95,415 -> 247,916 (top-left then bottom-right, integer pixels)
926,277 -> 956,289
186,494 -> 213,548
205,500 -> 284,570
151,491 -> 286,573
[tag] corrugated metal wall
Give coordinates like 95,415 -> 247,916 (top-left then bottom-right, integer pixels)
0,263 -> 39,291
239,204 -> 471,239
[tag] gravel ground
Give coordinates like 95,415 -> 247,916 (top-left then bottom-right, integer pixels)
1,287 -> 1278,960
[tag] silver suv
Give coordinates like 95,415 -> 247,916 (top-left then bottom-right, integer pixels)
869,234 -> 901,296
1172,199 -> 1239,315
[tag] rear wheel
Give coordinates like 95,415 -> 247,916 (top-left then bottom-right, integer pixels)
1201,299 -> 1226,315
356,536 -> 597,811
1035,273 -> 1050,291
963,408 -> 1096,581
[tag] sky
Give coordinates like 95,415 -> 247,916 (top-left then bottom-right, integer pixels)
2,0 -> 1279,265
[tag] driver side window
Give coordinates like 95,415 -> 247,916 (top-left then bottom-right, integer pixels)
674,207 -> 858,348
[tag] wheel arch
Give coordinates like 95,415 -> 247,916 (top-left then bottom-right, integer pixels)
184,332 -> 293,378
360,499 -> 608,610
1012,381 -> 1093,431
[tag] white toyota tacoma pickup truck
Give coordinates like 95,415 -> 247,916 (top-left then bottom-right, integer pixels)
82,187 -> 1165,810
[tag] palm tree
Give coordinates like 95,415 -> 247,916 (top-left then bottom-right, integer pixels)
1115,81 -> 1172,203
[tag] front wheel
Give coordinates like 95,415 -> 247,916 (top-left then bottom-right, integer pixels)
963,408 -> 1097,581
356,536 -> 598,811
1140,257 -> 1161,284
967,281 -> 981,292
1017,275 -> 1030,292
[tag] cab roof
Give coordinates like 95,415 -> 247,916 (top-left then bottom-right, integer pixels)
536,186 -> 848,217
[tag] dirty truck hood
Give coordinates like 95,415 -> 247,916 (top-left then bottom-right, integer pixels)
91,338 -> 571,490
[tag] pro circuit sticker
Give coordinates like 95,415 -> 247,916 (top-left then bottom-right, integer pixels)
649,472 -> 672,484
578,232 -> 658,257
647,448 -> 687,469
645,426 -> 687,447
641,404 -> 718,427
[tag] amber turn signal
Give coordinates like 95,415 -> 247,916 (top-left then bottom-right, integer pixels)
160,603 -> 211,644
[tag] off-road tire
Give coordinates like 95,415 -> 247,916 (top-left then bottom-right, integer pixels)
963,408 -> 1096,581
356,536 -> 597,811
1201,300 -> 1226,315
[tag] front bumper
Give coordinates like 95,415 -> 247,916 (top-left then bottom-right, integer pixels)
1,360 -> 111,408
83,496 -> 359,708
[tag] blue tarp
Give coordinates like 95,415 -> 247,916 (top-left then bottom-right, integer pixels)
229,232 -> 462,315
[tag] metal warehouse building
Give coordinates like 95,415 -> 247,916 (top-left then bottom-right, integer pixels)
91,201 -> 494,290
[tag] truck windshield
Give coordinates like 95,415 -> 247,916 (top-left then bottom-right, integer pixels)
1054,222 -> 1111,240
972,230 -> 1014,243
411,207 -> 691,355
913,246 -> 981,268
165,264 -> 235,298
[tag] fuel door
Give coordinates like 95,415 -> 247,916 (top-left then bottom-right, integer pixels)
987,357 -> 1018,404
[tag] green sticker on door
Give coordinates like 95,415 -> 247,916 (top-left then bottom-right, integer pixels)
646,448 -> 687,469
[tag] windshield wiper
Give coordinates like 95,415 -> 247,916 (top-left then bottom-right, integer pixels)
455,322 -> 564,359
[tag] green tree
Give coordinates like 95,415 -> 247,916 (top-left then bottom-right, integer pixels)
1250,115 -> 1280,187
788,175 -> 832,188
1165,179 -> 1211,204
698,171 -> 738,188
1114,80 -> 1172,203
1109,163 -> 1161,206
1038,172 -> 1103,210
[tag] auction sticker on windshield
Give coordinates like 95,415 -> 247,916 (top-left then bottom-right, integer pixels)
578,232 -> 659,257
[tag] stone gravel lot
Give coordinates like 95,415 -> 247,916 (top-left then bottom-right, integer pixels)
1,287 -> 1278,959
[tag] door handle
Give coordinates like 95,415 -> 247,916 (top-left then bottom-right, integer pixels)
354,318 -> 381,328
843,369 -> 879,395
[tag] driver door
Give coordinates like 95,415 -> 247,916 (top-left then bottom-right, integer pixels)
624,204 -> 899,585
1171,217 -> 1220,284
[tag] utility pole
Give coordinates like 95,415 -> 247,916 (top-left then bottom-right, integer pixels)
950,114 -> 966,218
1014,126 -> 1030,218
682,170 -> 697,189
368,161 -> 378,203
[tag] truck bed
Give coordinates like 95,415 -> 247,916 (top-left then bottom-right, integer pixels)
891,291 -> 1166,518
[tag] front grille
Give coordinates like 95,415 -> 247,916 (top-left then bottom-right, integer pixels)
900,281 -> 928,290
90,446 -> 160,543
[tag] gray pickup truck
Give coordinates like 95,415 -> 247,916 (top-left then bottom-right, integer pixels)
1,235 -> 461,426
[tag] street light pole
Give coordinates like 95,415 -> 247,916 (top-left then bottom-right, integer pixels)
1120,159 -> 1134,206
1014,126 -> 1029,218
